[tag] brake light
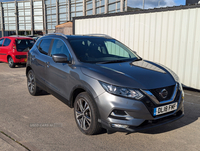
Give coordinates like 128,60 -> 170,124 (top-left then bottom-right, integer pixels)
13,41 -> 16,52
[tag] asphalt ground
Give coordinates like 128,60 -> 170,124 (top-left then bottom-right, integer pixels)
0,62 -> 200,151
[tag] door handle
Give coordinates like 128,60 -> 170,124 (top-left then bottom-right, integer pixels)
46,62 -> 50,68
32,55 -> 35,60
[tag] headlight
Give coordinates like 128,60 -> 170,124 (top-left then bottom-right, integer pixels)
99,81 -> 144,100
178,82 -> 184,98
176,77 -> 184,92
176,77 -> 184,99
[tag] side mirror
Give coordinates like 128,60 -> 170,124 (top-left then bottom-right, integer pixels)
52,54 -> 71,63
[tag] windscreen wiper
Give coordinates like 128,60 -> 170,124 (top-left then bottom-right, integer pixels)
131,58 -> 142,63
97,60 -> 128,64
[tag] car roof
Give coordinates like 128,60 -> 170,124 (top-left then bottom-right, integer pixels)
44,34 -> 113,40
66,35 -> 110,40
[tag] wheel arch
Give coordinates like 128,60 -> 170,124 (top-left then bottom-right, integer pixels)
7,55 -> 11,62
69,85 -> 101,119
26,66 -> 32,77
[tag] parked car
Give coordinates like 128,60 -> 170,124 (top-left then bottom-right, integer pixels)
26,33 -> 184,135
0,36 -> 35,68
27,35 -> 42,41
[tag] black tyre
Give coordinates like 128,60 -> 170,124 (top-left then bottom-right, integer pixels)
27,70 -> 40,96
74,92 -> 101,135
8,56 -> 15,68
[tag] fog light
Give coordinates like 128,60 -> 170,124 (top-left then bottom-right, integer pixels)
111,124 -> 128,129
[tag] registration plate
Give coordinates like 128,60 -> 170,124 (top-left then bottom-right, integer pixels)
153,102 -> 177,116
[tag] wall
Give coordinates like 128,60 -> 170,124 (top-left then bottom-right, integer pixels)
74,6 -> 200,89
55,22 -> 73,35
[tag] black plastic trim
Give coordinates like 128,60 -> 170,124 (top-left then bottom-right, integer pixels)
15,55 -> 27,59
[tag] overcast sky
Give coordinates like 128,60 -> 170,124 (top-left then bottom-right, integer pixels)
127,0 -> 186,9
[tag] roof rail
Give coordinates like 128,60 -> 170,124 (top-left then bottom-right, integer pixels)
45,33 -> 68,39
85,34 -> 112,38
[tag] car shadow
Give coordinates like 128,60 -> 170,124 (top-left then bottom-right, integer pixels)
15,64 -> 26,68
139,101 -> 199,134
37,90 -> 50,96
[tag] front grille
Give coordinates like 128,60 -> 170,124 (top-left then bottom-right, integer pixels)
149,85 -> 175,102
141,89 -> 181,117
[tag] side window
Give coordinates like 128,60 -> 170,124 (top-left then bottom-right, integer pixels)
0,38 -> 4,47
3,38 -> 11,46
105,41 -> 129,57
38,39 -> 52,55
50,39 -> 71,59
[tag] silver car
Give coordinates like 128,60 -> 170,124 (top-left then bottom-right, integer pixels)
26,33 -> 184,135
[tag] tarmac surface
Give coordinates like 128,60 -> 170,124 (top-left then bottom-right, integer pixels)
0,62 -> 200,151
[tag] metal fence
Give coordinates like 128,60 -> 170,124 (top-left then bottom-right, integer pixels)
74,5 -> 200,90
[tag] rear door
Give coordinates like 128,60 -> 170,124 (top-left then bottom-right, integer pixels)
31,38 -> 53,90
0,38 -> 5,61
1,38 -> 11,62
45,38 -> 72,99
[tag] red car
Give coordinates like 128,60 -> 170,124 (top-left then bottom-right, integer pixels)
0,36 -> 35,68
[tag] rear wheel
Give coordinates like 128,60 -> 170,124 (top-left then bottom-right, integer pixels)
8,56 -> 15,68
74,92 -> 101,135
27,70 -> 40,96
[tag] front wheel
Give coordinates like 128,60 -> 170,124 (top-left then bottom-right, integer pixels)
8,56 -> 15,68
27,70 -> 40,96
74,92 -> 101,135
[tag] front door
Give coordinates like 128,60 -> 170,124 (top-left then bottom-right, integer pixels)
45,38 -> 72,100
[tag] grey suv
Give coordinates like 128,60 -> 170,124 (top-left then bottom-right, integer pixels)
26,33 -> 184,135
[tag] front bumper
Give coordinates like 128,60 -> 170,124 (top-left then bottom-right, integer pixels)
95,88 -> 184,133
101,109 -> 183,133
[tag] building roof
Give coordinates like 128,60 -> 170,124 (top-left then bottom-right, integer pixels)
73,4 -> 200,20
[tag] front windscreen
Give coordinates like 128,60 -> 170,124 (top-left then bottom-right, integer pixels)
16,39 -> 35,52
68,38 -> 139,63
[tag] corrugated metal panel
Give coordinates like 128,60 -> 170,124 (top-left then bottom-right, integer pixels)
75,8 -> 200,90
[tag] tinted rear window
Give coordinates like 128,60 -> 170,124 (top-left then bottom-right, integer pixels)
16,39 -> 35,52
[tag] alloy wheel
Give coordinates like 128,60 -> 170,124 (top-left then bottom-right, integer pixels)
27,72 -> 35,94
8,57 -> 13,67
75,98 -> 92,130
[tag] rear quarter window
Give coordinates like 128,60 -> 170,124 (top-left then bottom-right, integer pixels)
3,38 -> 11,46
36,38 -> 42,48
